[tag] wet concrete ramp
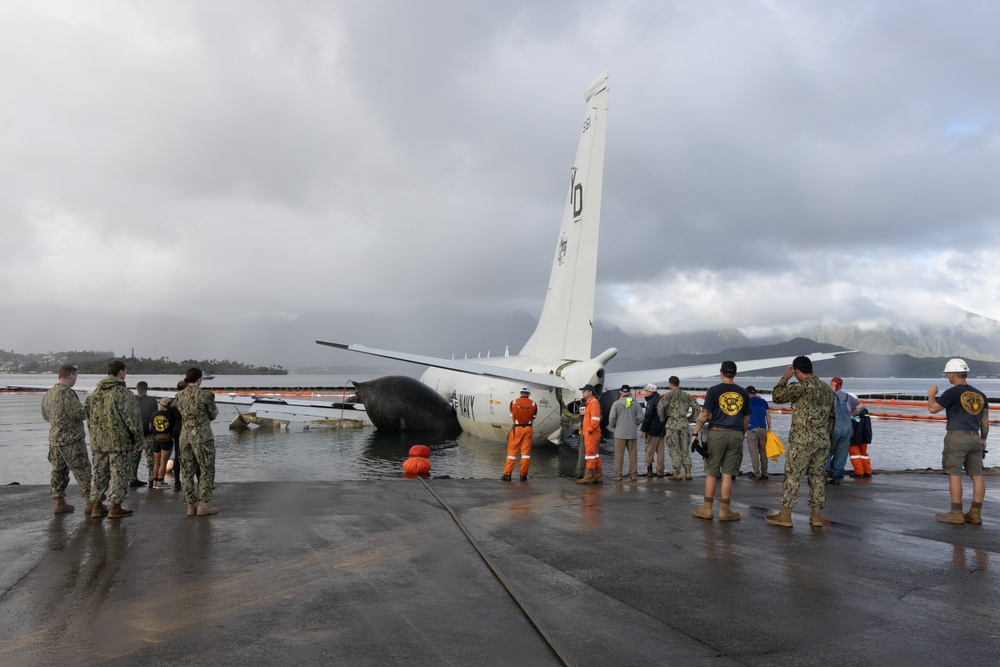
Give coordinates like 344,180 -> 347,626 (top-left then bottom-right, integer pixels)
1,475 -> 997,665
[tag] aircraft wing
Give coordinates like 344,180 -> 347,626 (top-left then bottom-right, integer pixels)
316,340 -> 576,391
604,351 -> 853,387
191,393 -> 369,424
226,397 -> 370,424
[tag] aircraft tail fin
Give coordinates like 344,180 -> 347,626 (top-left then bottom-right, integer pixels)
518,71 -> 608,362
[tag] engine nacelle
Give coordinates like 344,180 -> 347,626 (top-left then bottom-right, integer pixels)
353,376 -> 462,435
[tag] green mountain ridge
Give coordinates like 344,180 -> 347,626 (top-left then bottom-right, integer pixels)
0,350 -> 287,375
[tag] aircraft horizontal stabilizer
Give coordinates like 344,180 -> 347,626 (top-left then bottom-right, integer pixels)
605,351 -> 854,387
316,341 -> 576,391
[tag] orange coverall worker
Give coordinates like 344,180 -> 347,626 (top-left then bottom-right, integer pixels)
505,395 -> 537,477
583,396 -> 602,470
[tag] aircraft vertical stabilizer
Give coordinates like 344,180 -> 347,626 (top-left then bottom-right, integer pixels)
518,71 -> 608,362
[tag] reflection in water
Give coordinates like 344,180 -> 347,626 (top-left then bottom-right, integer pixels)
580,485 -> 603,527
505,497 -> 538,523
952,544 -> 989,571
362,429 -> 464,464
700,521 -> 737,567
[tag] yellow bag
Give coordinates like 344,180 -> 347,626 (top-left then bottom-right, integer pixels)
765,430 -> 786,462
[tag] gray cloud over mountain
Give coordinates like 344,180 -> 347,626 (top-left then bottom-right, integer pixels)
2,1 -> 999,366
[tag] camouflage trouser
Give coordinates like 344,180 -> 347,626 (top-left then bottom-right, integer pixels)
130,436 -> 155,480
90,450 -> 131,505
780,440 -> 828,509
49,440 -> 92,500
180,436 -> 216,504
664,428 -> 692,470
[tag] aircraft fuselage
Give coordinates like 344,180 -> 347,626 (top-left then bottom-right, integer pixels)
420,353 -> 607,445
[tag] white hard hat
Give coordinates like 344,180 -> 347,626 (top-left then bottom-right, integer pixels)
944,358 -> 970,374
644,383 -> 657,393
520,386 -> 531,394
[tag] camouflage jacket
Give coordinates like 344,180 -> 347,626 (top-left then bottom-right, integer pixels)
657,388 -> 701,431
771,375 -> 836,446
41,383 -> 86,446
174,384 -> 218,438
84,375 -> 144,453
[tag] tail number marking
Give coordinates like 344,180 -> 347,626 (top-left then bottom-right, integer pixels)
571,169 -> 583,220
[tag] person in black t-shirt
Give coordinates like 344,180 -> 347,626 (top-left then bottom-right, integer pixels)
927,358 -> 989,525
690,361 -> 750,521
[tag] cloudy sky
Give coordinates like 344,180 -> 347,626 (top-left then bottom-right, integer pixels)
2,1 -> 999,367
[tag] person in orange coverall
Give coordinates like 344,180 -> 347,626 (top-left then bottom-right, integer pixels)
577,384 -> 603,485
502,386 -> 537,482
849,407 -> 873,478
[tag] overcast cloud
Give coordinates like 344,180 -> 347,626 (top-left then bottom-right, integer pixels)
2,1 -> 999,366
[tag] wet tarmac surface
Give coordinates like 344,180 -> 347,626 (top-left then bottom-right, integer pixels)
1,474 -> 998,666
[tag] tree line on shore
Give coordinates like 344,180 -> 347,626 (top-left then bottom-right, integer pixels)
0,349 -> 287,375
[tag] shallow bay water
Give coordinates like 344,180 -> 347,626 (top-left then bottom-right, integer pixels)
2,374 -> 997,485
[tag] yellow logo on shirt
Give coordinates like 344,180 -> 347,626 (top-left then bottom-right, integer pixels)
960,391 -> 985,415
720,392 -> 744,416
152,414 -> 170,433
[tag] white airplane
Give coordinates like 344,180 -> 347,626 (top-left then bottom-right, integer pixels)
317,71 -> 844,445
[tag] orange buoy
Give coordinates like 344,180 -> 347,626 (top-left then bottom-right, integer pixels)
403,444 -> 432,478
408,445 -> 431,458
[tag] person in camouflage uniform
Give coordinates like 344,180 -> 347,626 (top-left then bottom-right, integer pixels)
174,367 -> 219,516
657,376 -> 701,480
766,356 -> 836,528
85,360 -> 144,518
41,364 -> 93,514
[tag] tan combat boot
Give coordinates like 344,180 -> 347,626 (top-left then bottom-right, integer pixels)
684,467 -> 692,480
186,503 -> 197,516
935,509 -> 966,524
108,503 -> 133,518
53,498 -> 75,514
196,501 -> 219,516
667,470 -> 683,481
718,500 -> 740,521
692,497 -> 714,520
593,464 -> 604,485
91,502 -> 108,518
965,506 -> 983,525
766,507 -> 793,527
83,500 -> 94,514
810,507 -> 824,527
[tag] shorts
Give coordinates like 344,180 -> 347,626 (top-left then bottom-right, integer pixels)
705,429 -> 743,477
152,437 -> 173,454
942,431 -> 983,476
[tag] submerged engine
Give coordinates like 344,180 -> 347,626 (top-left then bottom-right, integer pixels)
352,376 -> 462,435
